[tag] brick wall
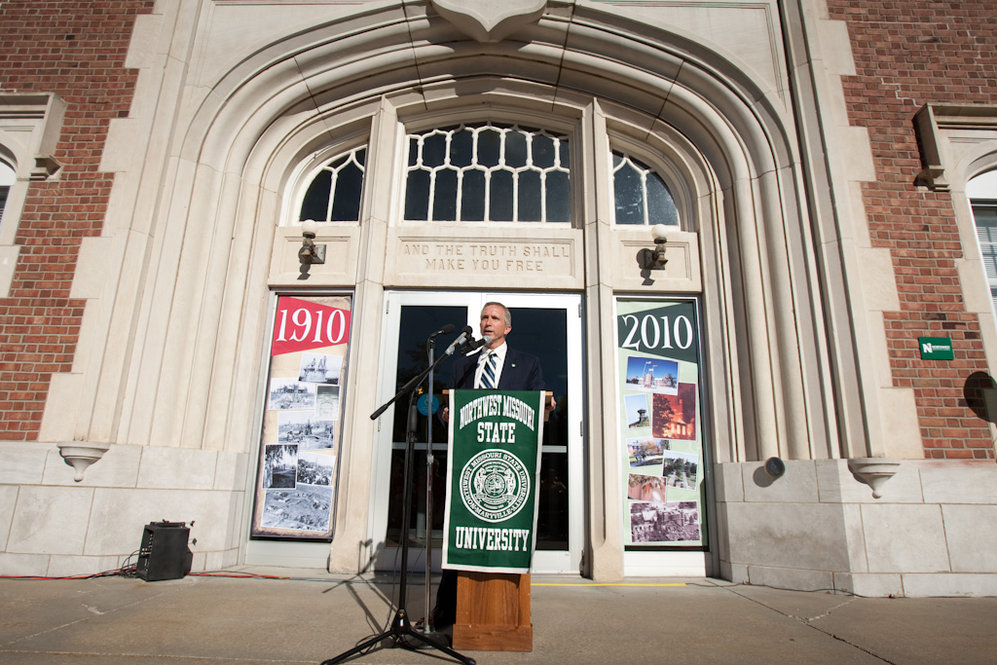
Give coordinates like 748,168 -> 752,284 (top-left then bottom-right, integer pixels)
0,1 -> 154,440
827,0 -> 997,460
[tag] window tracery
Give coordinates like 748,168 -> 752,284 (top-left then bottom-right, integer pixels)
612,151 -> 678,227
403,122 -> 571,223
297,146 -> 366,223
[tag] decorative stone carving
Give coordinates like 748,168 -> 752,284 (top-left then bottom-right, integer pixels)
848,457 -> 900,499
430,0 -> 546,43
31,155 -> 61,181
914,104 -> 997,192
58,442 -> 111,482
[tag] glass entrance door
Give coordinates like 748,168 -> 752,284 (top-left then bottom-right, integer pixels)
371,292 -> 583,573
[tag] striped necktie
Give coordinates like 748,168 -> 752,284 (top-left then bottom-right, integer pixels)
480,351 -> 498,389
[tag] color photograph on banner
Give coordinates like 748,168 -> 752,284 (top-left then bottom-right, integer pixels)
616,298 -> 705,547
442,389 -> 546,574
251,295 -> 352,540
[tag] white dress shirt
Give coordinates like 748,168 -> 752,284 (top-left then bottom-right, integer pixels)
473,343 -> 507,389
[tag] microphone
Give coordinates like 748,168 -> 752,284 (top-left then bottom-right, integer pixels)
443,326 -> 474,356
464,335 -> 492,352
428,322 -> 456,340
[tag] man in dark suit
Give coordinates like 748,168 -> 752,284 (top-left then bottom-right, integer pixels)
431,301 -> 554,632
450,301 -> 545,391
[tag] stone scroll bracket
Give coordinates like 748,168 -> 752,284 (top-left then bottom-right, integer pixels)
848,457 -> 900,499
58,442 -> 111,482
430,0 -> 547,43
914,104 -> 997,192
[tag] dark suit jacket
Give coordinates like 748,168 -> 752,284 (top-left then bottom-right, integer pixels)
450,346 -> 544,391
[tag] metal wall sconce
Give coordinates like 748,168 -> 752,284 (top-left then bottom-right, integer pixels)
764,456 -> 786,478
298,219 -> 326,265
650,223 -> 668,268
637,224 -> 669,272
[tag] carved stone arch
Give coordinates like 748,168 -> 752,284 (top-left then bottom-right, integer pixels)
968,154 -> 997,186
83,3 -> 837,469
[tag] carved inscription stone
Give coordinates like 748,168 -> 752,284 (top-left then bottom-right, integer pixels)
400,240 -> 571,275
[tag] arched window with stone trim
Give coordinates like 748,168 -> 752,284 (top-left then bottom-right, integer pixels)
403,122 -> 571,223
969,169 -> 997,318
611,150 -> 679,227
297,145 -> 367,223
0,160 -> 12,224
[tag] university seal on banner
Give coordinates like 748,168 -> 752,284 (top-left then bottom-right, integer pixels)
459,449 -> 531,522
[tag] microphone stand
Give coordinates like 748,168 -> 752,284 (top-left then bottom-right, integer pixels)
321,334 -> 475,665
424,334 -> 436,637
368,331 -> 467,422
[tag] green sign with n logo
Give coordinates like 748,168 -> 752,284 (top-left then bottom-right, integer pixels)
919,336 -> 954,360
442,389 -> 545,574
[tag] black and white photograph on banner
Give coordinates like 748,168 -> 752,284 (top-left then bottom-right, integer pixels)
661,451 -> 699,490
296,451 -> 336,486
298,352 -> 343,385
268,378 -> 317,411
315,384 -> 340,420
277,411 -> 335,450
624,355 -> 679,393
630,500 -> 701,543
627,436 -> 669,469
263,444 -> 298,489
260,484 -> 334,531
624,393 -> 650,429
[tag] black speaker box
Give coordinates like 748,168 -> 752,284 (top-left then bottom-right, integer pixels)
136,521 -> 193,581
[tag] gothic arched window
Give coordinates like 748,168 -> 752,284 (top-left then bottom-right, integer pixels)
612,151 -> 678,227
297,146 -> 366,222
403,122 -> 571,223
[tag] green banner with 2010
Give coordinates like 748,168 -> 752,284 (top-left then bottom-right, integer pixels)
442,389 -> 545,574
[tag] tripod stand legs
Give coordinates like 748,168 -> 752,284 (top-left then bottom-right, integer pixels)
328,374 -> 477,664
320,607 -> 476,665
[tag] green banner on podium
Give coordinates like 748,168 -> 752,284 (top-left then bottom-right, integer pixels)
442,389 -> 545,574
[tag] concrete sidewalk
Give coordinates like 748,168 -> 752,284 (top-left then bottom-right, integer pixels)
1,569 -> 995,664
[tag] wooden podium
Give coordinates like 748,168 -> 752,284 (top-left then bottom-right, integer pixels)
453,571 -> 532,651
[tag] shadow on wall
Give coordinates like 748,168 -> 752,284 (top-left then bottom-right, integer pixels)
751,457 -> 786,488
964,371 -> 997,423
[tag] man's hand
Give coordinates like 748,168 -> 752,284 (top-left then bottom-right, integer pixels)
544,394 -> 556,421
